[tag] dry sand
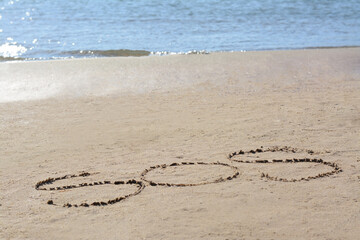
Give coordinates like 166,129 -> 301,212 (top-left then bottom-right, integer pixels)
0,48 -> 359,239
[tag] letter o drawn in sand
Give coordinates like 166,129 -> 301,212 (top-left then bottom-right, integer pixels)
227,146 -> 342,182
140,162 -> 240,187
35,172 -> 145,208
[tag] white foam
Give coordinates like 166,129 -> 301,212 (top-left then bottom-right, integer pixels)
150,50 -> 209,56
0,42 -> 27,58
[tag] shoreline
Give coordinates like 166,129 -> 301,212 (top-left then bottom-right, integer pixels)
1,45 -> 360,63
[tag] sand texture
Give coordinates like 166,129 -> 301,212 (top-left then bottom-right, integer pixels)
1,48 -> 360,239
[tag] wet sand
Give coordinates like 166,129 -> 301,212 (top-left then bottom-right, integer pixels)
1,48 -> 359,239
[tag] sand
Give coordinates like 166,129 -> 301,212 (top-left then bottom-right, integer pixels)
0,48 -> 359,239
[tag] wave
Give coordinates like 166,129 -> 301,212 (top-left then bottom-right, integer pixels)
151,50 -> 209,56
0,48 -> 211,61
62,49 -> 151,57
0,56 -> 26,61
0,43 -> 27,59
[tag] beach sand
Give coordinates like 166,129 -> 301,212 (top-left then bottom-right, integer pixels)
1,48 -> 359,239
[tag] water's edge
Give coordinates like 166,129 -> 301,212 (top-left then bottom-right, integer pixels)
1,46 -> 359,62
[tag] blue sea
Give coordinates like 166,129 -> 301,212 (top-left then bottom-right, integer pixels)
0,0 -> 359,61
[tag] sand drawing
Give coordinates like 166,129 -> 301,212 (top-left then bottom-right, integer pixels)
140,162 -> 240,187
227,146 -> 342,182
35,172 -> 144,207
35,146 -> 342,208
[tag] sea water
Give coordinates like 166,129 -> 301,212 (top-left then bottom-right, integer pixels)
0,0 -> 359,60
